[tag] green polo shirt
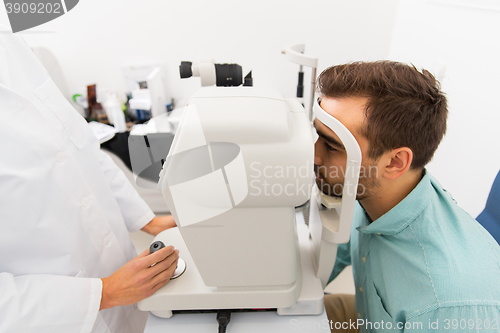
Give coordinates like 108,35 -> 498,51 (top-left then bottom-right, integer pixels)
329,171 -> 500,332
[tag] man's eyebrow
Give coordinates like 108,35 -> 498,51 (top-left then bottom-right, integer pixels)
313,120 -> 345,150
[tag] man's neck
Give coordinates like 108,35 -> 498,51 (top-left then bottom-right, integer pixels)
359,169 -> 424,222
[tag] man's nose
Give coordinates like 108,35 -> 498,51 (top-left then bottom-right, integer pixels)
314,139 -> 323,166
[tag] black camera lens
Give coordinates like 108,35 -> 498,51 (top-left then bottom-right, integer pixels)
215,64 -> 243,86
179,61 -> 193,78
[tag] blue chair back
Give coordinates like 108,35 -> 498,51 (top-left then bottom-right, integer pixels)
477,170 -> 500,244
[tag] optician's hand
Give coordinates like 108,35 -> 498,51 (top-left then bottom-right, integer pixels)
99,246 -> 179,310
141,215 -> 177,236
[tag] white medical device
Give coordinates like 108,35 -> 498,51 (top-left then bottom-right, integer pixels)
282,43 -> 318,121
137,86 -> 361,318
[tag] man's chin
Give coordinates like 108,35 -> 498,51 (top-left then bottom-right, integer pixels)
315,179 -> 343,198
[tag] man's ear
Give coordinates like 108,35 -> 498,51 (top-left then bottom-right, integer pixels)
380,147 -> 413,180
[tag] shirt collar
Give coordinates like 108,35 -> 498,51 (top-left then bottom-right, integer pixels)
356,170 -> 431,235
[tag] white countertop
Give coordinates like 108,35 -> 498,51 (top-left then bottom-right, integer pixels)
145,310 -> 330,332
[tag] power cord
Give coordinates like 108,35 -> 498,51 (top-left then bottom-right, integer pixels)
216,310 -> 231,333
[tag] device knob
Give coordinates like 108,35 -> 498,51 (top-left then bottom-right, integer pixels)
179,61 -> 193,78
149,240 -> 166,254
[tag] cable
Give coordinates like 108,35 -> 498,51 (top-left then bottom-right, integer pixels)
216,310 -> 231,333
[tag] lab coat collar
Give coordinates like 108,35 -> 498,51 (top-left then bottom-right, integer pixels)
0,31 -> 50,91
356,169 -> 431,235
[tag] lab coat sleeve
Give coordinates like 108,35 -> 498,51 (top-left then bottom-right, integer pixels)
0,272 -> 102,333
97,149 -> 155,232
328,240 -> 352,284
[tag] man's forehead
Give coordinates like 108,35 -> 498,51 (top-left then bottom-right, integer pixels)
317,96 -> 368,137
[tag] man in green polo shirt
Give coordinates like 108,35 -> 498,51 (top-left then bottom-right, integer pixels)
314,61 -> 500,332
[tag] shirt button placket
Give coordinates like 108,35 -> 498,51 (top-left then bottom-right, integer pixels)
359,233 -> 371,320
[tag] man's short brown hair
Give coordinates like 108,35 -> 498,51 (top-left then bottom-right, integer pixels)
317,61 -> 447,169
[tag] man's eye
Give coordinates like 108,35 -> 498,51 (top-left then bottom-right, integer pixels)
324,142 -> 337,152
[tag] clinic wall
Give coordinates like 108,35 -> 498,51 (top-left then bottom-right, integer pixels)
0,0 -> 399,109
389,0 -> 500,217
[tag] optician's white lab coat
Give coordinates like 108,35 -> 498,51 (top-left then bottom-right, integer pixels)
0,30 -> 154,332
